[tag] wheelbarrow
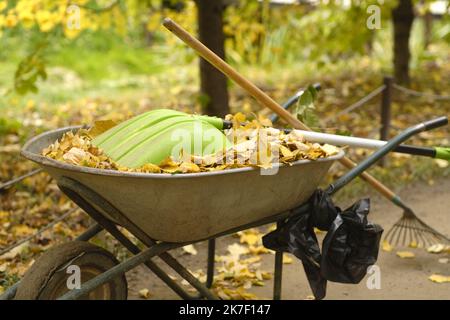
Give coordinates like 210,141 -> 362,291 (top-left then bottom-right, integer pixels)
1,115 -> 447,300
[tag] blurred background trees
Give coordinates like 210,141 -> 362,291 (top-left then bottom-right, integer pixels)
0,0 -> 449,116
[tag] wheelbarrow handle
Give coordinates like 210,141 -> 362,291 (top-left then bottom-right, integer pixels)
422,116 -> 448,131
327,116 -> 449,195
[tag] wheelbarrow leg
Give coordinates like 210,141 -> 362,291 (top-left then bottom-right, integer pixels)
58,177 -> 218,300
206,239 -> 216,288
273,222 -> 283,300
76,223 -> 103,241
59,184 -> 198,300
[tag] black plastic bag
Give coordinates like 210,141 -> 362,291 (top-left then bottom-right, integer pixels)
262,189 -> 383,300
321,198 -> 383,284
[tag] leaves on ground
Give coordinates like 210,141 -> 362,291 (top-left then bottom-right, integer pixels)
382,240 -> 394,252
182,244 -> 198,256
138,288 -> 151,299
428,274 -> 450,284
396,251 -> 415,259
427,244 -> 450,254
283,254 -> 293,264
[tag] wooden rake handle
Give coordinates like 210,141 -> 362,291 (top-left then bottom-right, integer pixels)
162,18 -> 396,201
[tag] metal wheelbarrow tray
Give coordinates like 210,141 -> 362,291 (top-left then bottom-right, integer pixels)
21,126 -> 344,243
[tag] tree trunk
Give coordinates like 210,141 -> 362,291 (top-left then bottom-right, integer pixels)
195,0 -> 230,117
392,0 -> 415,85
423,10 -> 432,49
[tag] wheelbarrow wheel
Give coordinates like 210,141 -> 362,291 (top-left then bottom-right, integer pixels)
15,241 -> 128,300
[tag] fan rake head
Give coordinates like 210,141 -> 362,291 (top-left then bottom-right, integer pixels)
384,207 -> 450,248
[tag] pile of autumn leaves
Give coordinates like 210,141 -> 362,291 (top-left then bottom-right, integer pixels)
42,112 -> 339,173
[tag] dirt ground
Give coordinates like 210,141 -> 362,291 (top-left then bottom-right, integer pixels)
126,177 -> 450,300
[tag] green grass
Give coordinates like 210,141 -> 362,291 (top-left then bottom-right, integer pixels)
46,32 -> 169,81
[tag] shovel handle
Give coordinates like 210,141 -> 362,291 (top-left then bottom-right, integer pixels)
162,18 -> 407,204
162,18 -> 307,130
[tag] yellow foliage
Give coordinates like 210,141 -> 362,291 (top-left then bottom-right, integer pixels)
1,0 -> 129,39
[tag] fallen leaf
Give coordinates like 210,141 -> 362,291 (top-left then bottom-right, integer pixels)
320,144 -> 339,156
182,244 -> 198,255
382,240 -> 393,252
438,258 -> 449,264
0,241 -> 29,260
248,245 -> 271,255
168,274 -> 178,280
396,251 -> 415,259
434,159 -> 448,168
62,147 -> 87,165
138,288 -> 151,299
427,243 -> 446,254
88,120 -> 117,138
409,241 -> 418,248
283,254 -> 293,264
227,243 -> 249,258
12,224 -> 35,237
0,144 -> 20,153
314,228 -> 324,234
179,162 -> 200,173
428,274 -> 450,283
238,230 -> 261,246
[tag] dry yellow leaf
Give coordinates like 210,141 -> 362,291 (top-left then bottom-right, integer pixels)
227,243 -> 249,258
44,113 -> 340,175
139,163 -> 161,173
382,240 -> 393,252
233,112 -> 246,125
280,145 -> 294,159
182,244 -> 198,256
138,288 -> 151,299
88,120 -> 118,138
428,274 -> 450,283
396,251 -> 415,259
434,159 -> 448,168
12,224 -> 35,237
283,254 -> 293,264
0,241 -> 29,260
238,230 -> 261,246
409,241 -> 418,248
314,228 -> 324,235
248,245 -> 271,255
179,162 -> 201,173
0,211 -> 9,220
320,144 -> 340,156
241,256 -> 262,265
427,243 -> 447,254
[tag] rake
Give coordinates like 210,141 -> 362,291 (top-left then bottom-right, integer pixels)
384,206 -> 450,248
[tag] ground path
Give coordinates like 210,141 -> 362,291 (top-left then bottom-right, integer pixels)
127,177 -> 450,300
